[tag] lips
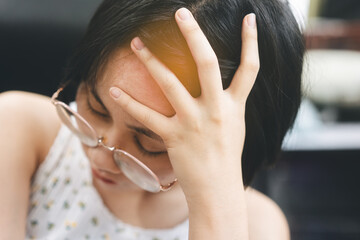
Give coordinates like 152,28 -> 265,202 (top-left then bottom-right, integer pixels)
91,168 -> 116,184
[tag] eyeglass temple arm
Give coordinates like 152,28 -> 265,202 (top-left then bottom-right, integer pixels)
51,88 -> 63,104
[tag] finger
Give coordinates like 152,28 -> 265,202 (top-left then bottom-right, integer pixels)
175,8 -> 223,99
228,13 -> 260,102
109,86 -> 171,137
131,37 -> 195,113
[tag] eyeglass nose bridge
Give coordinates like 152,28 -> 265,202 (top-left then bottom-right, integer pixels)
97,137 -> 116,152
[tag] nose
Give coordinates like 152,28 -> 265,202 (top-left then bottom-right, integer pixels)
89,146 -> 122,175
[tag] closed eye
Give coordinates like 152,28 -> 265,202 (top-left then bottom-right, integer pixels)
133,135 -> 167,157
87,97 -> 110,119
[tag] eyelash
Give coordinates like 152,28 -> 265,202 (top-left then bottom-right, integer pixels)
133,135 -> 166,157
87,100 -> 110,119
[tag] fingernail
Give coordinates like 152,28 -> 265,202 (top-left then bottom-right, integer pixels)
177,8 -> 191,21
132,37 -> 144,50
247,13 -> 256,29
110,87 -> 121,99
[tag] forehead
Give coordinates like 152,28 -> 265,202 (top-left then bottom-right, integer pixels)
97,47 -> 175,116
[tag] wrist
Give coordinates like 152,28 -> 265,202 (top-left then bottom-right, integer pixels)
180,165 -> 244,202
186,189 -> 249,239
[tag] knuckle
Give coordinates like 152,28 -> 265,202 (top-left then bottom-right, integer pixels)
162,72 -> 176,92
184,23 -> 200,35
248,32 -> 258,41
121,96 -> 131,110
141,50 -> 153,64
244,30 -> 258,41
209,113 -> 223,125
245,58 -> 260,73
200,54 -> 218,69
187,119 -> 202,133
141,113 -> 152,125
209,106 -> 224,124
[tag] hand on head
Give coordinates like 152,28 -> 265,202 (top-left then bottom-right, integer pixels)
109,8 -> 259,201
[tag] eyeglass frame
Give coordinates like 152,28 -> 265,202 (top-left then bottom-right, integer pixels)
51,87 -> 177,193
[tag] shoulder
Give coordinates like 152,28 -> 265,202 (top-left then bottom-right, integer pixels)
0,91 -> 61,239
0,91 -> 60,165
245,187 -> 290,240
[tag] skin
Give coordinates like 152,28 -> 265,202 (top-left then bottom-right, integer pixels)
0,8 -> 290,240
107,8 -> 258,239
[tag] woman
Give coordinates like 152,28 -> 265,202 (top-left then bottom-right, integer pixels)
0,0 -> 304,239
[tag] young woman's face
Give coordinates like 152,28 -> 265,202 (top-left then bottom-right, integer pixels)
76,47 -> 176,192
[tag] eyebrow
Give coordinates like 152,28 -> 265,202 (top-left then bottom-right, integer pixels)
90,87 -> 109,113
126,124 -> 163,142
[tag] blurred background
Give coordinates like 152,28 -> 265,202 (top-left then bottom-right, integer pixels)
0,0 -> 359,239
252,1 -> 360,240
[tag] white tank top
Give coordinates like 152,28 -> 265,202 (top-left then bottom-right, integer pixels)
26,124 -> 189,240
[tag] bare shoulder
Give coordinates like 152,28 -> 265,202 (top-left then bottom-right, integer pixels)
0,91 -> 60,165
245,187 -> 290,240
0,91 -> 60,239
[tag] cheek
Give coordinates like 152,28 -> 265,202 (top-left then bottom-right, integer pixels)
141,154 -> 175,183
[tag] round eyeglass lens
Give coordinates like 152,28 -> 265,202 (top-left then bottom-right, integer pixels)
113,150 -> 161,193
55,104 -> 98,147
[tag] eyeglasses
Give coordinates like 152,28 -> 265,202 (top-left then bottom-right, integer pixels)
51,88 -> 177,193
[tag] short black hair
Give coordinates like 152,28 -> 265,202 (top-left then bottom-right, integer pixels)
62,0 -> 305,186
